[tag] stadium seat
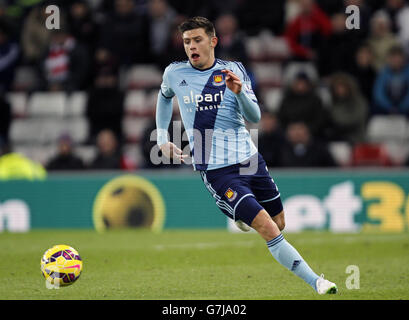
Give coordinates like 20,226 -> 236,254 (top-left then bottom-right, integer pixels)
10,118 -> 44,144
122,116 -> 152,143
261,88 -> 283,112
282,62 -> 318,86
383,141 -> 409,165
121,64 -> 162,90
366,115 -> 408,142
14,144 -> 56,166
317,85 -> 332,107
328,142 -> 352,166
246,33 -> 290,62
246,36 -> 264,61
7,92 -> 28,117
264,36 -> 290,60
124,90 -> 148,116
351,143 -> 391,166
12,66 -> 39,91
28,92 -> 66,117
10,117 -> 88,145
76,145 -> 97,165
252,62 -> 282,87
123,144 -> 143,169
66,91 -> 87,117
64,117 -> 89,144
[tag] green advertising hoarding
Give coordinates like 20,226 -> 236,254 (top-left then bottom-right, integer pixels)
0,169 -> 408,233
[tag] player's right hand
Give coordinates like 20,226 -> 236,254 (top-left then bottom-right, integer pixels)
159,142 -> 188,163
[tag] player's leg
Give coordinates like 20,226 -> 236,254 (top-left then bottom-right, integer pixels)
249,208 -> 280,240
248,152 -> 285,231
259,197 -> 285,231
245,204 -> 337,294
271,210 -> 285,231
200,164 -> 336,294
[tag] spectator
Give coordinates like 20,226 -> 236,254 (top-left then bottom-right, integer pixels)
277,71 -> 328,140
0,21 -> 19,93
85,65 -> 124,144
147,0 -> 177,63
214,13 -> 248,66
373,45 -> 409,116
39,29 -> 89,92
0,93 -> 11,143
0,141 -> 47,180
67,1 -> 98,58
0,2 -> 20,41
366,10 -> 400,71
383,0 -> 409,33
20,4 -> 65,65
284,0 -> 332,63
257,111 -> 285,168
98,0 -> 151,66
155,16 -> 187,69
327,72 -> 368,143
382,0 -> 409,54
279,121 -> 336,167
319,12 -> 360,76
89,129 -> 123,170
46,134 -> 85,171
90,47 -> 119,85
236,0 -> 285,35
348,44 -> 377,105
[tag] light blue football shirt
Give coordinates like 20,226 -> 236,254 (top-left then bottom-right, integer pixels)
158,59 -> 259,171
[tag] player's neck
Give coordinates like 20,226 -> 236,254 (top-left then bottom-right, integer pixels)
191,56 -> 216,71
202,57 -> 216,70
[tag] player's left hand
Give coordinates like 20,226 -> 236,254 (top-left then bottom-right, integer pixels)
221,69 -> 242,94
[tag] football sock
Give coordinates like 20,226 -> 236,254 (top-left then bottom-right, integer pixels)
267,233 -> 319,291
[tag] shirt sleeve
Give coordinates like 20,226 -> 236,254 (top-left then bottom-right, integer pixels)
156,65 -> 175,146
160,65 -> 175,99
233,62 -> 261,123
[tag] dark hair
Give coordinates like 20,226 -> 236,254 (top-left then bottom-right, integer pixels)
178,16 -> 215,37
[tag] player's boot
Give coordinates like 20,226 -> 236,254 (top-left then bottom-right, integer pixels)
235,220 -> 251,232
316,274 -> 338,294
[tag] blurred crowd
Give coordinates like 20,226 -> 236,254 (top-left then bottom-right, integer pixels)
1,0 -> 409,175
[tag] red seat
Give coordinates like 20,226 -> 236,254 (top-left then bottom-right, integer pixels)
352,143 -> 391,166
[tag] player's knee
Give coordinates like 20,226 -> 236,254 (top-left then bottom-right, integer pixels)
277,219 -> 285,231
251,210 -> 280,241
272,210 -> 285,231
277,216 -> 285,231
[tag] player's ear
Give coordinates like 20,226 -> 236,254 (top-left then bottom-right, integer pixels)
210,36 -> 218,48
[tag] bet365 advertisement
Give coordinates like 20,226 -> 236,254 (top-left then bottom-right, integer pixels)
0,170 -> 408,233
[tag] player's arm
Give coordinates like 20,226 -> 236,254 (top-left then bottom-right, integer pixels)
221,69 -> 261,123
156,68 -> 187,162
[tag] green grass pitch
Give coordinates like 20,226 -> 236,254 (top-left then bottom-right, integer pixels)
0,229 -> 408,300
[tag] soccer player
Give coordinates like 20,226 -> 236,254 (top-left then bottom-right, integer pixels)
155,16 -> 337,295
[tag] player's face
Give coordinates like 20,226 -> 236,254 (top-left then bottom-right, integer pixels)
182,28 -> 217,70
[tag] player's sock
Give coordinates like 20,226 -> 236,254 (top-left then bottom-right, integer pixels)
266,233 -> 320,291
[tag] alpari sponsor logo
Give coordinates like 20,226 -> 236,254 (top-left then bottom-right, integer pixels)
183,90 -> 224,107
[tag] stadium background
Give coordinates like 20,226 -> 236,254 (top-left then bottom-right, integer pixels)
0,0 -> 409,234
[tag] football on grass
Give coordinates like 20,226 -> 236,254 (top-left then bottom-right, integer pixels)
40,244 -> 83,287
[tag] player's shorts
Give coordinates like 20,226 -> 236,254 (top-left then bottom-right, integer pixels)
199,152 -> 283,226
